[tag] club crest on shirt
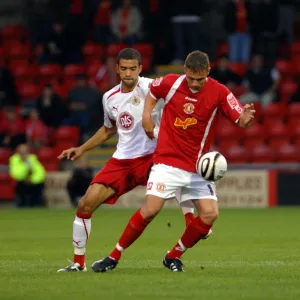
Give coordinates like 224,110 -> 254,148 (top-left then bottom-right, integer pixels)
119,111 -> 134,129
156,182 -> 166,192
131,96 -> 140,106
174,117 -> 197,129
183,103 -> 195,114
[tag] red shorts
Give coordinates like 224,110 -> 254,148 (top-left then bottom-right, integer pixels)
91,153 -> 153,204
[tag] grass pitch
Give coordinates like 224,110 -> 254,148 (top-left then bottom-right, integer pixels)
1,207 -> 300,300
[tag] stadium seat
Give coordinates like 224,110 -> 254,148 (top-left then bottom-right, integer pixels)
217,43 -> 228,56
229,62 -> 247,77
133,43 -> 153,59
275,59 -> 292,78
12,64 -> 38,81
0,148 -> 11,165
275,144 -> 300,163
291,41 -> 300,55
7,43 -> 31,60
107,43 -> 127,56
266,122 -> 289,138
17,83 -> 41,101
218,139 -> 240,150
86,62 -> 105,77
38,147 -> 56,161
39,64 -> 63,82
52,83 -> 69,99
261,103 -> 287,126
280,80 -> 298,101
1,25 -> 29,40
287,102 -> 300,118
244,122 -> 266,138
55,126 -> 80,145
64,64 -> 86,80
243,137 -> 265,149
83,43 -> 105,63
222,145 -> 250,163
216,119 -> 243,140
0,173 -> 14,200
251,144 -> 275,163
268,137 -> 290,149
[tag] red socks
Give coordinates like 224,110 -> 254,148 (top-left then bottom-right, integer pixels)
109,209 -> 151,261
167,217 -> 212,259
184,212 -> 195,227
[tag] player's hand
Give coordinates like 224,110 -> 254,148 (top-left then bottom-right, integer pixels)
57,147 -> 84,161
239,103 -> 256,128
142,115 -> 156,140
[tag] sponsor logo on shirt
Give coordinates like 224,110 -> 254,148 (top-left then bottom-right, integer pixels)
185,96 -> 197,102
119,112 -> 134,129
183,103 -> 195,114
152,77 -> 163,86
174,117 -> 197,129
227,93 -> 239,109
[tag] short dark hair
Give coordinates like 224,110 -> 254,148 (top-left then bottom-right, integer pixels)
117,48 -> 142,65
185,51 -> 210,72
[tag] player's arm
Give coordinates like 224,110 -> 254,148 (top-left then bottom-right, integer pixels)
80,125 -> 117,152
142,77 -> 167,139
219,86 -> 255,128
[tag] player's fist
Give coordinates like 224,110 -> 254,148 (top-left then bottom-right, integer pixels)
239,103 -> 255,128
142,115 -> 156,140
57,147 -> 84,161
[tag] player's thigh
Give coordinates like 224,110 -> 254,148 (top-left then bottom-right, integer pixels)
146,164 -> 186,200
78,183 -> 117,212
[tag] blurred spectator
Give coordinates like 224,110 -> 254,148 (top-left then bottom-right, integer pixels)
111,0 -> 143,45
278,0 -> 295,46
25,109 -> 48,151
9,143 -> 46,207
209,54 -> 242,90
40,22 -> 69,65
93,0 -> 112,45
255,0 -> 280,65
289,86 -> 300,103
239,54 -> 280,108
0,66 -> 19,107
224,0 -> 252,63
64,74 -> 101,134
36,84 -> 67,128
170,1 -> 202,64
0,107 -> 26,149
67,154 -> 93,207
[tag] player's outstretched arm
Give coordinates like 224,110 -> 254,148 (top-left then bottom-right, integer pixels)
142,92 -> 157,140
237,103 -> 256,128
57,125 -> 117,160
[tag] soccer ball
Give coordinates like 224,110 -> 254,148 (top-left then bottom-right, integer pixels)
196,151 -> 227,181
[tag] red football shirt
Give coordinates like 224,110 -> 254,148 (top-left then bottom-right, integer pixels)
150,74 -> 243,173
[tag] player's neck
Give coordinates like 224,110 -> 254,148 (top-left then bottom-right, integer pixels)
121,81 -> 138,93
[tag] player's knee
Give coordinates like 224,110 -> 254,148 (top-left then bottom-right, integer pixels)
140,205 -> 160,221
200,206 -> 219,224
77,197 -> 95,215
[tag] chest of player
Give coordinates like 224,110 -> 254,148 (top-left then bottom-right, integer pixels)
109,92 -> 145,129
168,88 -> 219,126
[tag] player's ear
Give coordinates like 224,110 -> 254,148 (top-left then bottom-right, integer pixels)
139,64 -> 143,74
116,64 -> 120,74
207,66 -> 211,76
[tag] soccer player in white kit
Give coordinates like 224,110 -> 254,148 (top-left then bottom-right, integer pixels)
57,48 -> 195,272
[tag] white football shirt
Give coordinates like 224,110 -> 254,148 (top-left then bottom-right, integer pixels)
103,77 -> 164,159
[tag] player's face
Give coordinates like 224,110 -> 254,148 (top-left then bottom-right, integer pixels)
117,59 -> 142,89
185,67 -> 210,91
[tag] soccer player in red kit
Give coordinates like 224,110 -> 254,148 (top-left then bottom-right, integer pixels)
57,48 -> 195,272
92,50 -> 255,272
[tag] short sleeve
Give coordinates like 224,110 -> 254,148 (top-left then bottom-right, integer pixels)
150,76 -> 169,100
219,84 -> 243,123
102,94 -> 115,128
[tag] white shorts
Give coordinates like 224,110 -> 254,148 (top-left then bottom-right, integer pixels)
146,164 -> 217,208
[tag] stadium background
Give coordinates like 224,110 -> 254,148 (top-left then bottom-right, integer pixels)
1,2 -> 300,300
1,0 -> 300,207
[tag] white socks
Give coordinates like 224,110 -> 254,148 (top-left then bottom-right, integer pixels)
73,215 -> 91,255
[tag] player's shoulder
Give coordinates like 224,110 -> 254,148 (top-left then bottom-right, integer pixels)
151,73 -> 182,88
103,84 -> 121,101
138,76 -> 153,88
207,77 -> 228,93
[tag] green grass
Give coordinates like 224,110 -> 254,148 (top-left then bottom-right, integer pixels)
1,207 -> 300,300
